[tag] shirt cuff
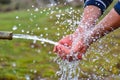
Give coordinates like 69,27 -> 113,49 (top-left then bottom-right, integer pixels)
84,0 -> 113,14
114,1 -> 120,15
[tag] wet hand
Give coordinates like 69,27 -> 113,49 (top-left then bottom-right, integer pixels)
53,35 -> 72,60
53,26 -> 89,61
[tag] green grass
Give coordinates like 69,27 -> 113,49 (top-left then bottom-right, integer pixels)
0,2 -> 120,79
0,8 -> 60,80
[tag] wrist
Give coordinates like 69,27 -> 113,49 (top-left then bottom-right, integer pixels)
73,24 -> 97,46
86,27 -> 102,45
76,23 -> 95,33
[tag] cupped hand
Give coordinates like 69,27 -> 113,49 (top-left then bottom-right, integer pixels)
53,26 -> 89,61
53,35 -> 72,60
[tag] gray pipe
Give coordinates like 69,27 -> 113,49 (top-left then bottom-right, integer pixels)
0,31 -> 12,40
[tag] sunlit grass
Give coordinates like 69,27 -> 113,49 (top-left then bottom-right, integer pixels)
0,1 -> 120,79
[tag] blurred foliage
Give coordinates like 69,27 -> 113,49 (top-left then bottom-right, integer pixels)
0,0 -> 11,4
0,0 -> 83,12
0,0 -> 36,12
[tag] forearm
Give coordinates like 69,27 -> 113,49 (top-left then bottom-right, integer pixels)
79,0 -> 113,29
89,8 -> 120,44
79,5 -> 101,29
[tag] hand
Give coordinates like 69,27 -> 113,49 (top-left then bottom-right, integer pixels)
53,35 -> 72,60
53,26 -> 89,61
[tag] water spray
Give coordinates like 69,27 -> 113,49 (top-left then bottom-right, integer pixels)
13,34 -> 58,45
0,31 -> 58,45
0,31 -> 81,80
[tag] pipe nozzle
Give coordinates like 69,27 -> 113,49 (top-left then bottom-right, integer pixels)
0,31 -> 13,40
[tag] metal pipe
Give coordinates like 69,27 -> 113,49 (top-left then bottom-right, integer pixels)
0,31 -> 13,40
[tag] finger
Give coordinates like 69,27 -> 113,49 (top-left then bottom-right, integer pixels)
59,36 -> 72,46
57,45 -> 70,55
77,52 -> 83,60
53,44 -> 65,53
53,46 -> 57,52
77,46 -> 87,60
61,56 -> 67,60
61,55 -> 74,62
53,45 -> 64,56
53,44 -> 72,61
80,46 -> 87,54
68,56 -> 74,62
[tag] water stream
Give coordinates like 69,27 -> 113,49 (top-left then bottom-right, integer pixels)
11,4 -> 120,79
13,34 -> 81,80
13,34 -> 58,45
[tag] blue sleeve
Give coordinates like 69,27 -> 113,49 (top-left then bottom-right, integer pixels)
84,0 -> 113,14
114,1 -> 120,15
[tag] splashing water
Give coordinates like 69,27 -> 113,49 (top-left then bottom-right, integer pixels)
55,58 -> 80,80
13,33 -> 82,80
13,3 -> 120,79
13,34 -> 58,45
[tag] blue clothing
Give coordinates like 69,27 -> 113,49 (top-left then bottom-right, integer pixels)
114,1 -> 120,15
84,0 -> 120,15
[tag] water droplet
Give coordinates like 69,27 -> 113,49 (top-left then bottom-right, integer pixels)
56,33 -> 60,36
16,16 -> 19,19
34,15 -> 36,18
34,8 -> 39,12
37,49 -> 41,53
27,9 -> 30,12
41,41 -> 45,44
37,27 -> 40,30
45,33 -> 48,36
48,51 -> 52,54
40,11 -> 43,14
44,44 -> 47,47
33,60 -> 36,63
21,29 -> 24,33
26,31 -> 30,34
32,5 -> 34,8
34,70 -> 37,73
43,9 -> 46,12
50,16 -> 53,19
0,58 -> 3,61
35,24 -> 38,27
30,13 -> 33,16
30,18 -> 33,22
33,40 -> 36,44
12,62 -> 16,67
25,75 -> 30,80
12,26 -> 17,31
56,14 -> 61,18
18,24 -> 21,26
31,45 -> 34,48
44,27 -> 48,30
40,34 -> 43,37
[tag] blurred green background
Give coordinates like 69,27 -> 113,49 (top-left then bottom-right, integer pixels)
0,0 -> 120,80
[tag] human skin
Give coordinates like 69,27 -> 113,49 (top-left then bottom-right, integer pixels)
79,5 -> 101,29
53,5 -> 101,61
54,5 -> 120,61
88,8 -> 120,45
